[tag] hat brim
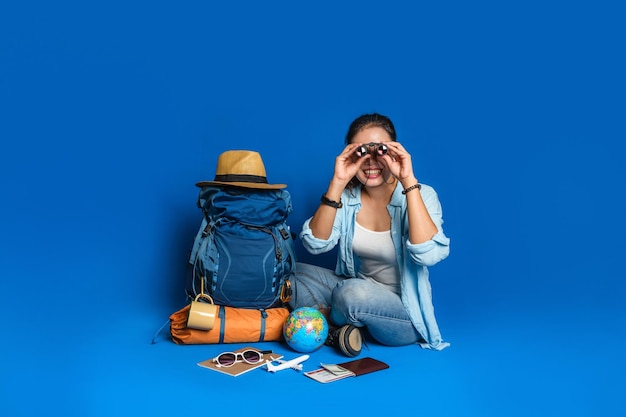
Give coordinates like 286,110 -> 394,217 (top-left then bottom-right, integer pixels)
195,181 -> 287,190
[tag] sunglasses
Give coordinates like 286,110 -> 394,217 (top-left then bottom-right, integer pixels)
212,349 -> 272,367
355,142 -> 389,158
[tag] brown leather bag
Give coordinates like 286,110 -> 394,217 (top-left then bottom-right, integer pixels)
169,304 -> 290,344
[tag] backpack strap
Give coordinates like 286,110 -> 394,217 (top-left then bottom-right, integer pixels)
189,217 -> 210,263
282,226 -> 297,271
259,309 -> 267,342
189,217 -> 221,298
277,225 -> 297,294
218,306 -> 226,344
151,318 -> 171,344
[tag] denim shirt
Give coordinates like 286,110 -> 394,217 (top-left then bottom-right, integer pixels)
300,182 -> 451,350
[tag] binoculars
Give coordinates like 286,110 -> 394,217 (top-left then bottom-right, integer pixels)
355,143 -> 388,158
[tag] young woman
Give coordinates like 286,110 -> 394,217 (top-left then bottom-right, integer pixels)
290,113 -> 451,356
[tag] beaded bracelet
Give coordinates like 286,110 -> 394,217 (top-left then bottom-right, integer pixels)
321,194 -> 343,209
401,183 -> 421,195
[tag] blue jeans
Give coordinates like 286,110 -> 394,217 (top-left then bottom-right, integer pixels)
289,262 -> 422,346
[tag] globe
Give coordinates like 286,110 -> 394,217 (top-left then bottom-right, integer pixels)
283,307 -> 329,353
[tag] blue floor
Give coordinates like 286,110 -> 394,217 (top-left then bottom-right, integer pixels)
3,290 -> 624,417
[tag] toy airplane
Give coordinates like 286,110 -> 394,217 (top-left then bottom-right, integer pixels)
265,354 -> 310,372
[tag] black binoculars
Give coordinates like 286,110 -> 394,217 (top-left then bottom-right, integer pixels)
355,143 -> 388,158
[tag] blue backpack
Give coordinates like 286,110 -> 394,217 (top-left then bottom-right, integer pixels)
186,186 -> 297,309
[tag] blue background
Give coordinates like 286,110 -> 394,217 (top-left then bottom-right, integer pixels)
1,1 -> 625,416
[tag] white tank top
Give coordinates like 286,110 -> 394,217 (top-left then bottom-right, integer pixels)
352,221 -> 401,295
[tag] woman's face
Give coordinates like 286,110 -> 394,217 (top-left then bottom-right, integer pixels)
351,126 -> 393,187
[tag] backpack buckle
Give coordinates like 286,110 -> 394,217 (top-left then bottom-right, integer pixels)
279,228 -> 290,240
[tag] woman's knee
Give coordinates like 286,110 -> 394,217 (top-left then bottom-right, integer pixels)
289,263 -> 343,310
331,279 -> 372,309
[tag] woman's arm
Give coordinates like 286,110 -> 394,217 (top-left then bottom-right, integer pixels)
405,185 -> 450,266
380,141 -> 437,244
309,143 -> 367,240
308,177 -> 346,240
401,175 -> 438,244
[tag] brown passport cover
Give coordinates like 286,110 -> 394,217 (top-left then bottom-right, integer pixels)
337,357 -> 389,376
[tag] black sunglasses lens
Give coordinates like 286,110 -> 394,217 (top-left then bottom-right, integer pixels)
218,353 -> 237,366
242,350 -> 261,363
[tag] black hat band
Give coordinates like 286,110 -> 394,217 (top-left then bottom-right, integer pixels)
214,174 -> 268,184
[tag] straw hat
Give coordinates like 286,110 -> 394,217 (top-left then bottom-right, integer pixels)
196,150 -> 287,189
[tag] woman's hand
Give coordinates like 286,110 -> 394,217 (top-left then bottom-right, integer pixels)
332,143 -> 369,186
380,141 -> 416,184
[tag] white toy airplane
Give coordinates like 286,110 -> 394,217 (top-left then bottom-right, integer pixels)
265,354 -> 310,372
